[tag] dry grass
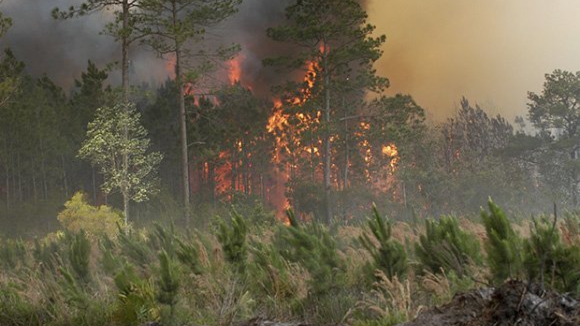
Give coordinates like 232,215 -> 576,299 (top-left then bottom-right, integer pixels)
357,270 -> 422,323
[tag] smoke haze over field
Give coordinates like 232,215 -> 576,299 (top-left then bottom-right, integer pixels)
2,0 -> 580,122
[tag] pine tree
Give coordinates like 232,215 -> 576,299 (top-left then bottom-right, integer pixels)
481,198 -> 523,284
216,210 -> 248,274
359,205 -> 408,281
415,215 -> 482,278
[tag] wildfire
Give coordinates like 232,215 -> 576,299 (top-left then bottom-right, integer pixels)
382,144 -> 399,171
228,55 -> 242,84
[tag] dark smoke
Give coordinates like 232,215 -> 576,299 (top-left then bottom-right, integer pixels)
1,0 -> 167,90
1,0 -> 370,96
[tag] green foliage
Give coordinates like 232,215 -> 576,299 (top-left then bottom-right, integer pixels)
113,263 -> 159,325
481,199 -> 523,284
78,102 -> 163,224
216,210 -> 248,274
523,216 -> 580,295
68,230 -> 92,283
156,250 -> 180,324
58,192 -> 122,238
117,226 -> 153,268
33,236 -> 62,273
359,205 -> 408,281
175,234 -> 204,275
0,238 -> 27,271
415,215 -> 482,277
275,210 -> 345,296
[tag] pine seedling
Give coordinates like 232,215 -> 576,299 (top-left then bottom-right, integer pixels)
68,230 -> 91,283
275,209 -> 345,296
175,235 -> 204,275
359,205 -> 408,281
415,215 -> 482,278
481,198 -> 523,284
156,249 -> 180,324
216,210 -> 248,274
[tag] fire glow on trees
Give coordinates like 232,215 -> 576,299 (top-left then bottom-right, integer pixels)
165,47 -> 404,221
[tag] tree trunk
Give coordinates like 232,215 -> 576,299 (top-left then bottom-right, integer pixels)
175,42 -> 191,223
322,46 -> 332,224
121,0 -> 130,102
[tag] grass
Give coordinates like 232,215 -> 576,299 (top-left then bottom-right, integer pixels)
0,201 -> 578,326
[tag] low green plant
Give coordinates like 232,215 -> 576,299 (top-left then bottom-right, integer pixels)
523,216 -> 580,295
415,215 -> 482,278
156,249 -> 180,325
359,205 -> 408,281
0,237 -> 28,271
481,198 -> 523,284
175,234 -> 204,275
113,263 -> 159,325
68,230 -> 91,283
274,210 -> 345,296
57,192 -> 122,238
216,210 -> 248,274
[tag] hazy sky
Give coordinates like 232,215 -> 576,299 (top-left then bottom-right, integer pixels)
369,0 -> 580,122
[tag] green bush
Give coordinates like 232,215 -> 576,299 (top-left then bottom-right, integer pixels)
67,230 -> 92,283
113,263 -> 159,325
359,205 -> 408,281
415,215 -> 482,277
216,210 -> 248,274
274,210 -> 346,296
57,192 -> 122,238
523,216 -> 580,295
481,199 -> 523,284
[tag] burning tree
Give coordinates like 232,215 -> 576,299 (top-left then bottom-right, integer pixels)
265,0 -> 388,223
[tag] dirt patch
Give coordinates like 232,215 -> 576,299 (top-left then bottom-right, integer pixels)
398,280 -> 580,326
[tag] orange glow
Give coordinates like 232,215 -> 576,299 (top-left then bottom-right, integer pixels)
228,55 -> 242,84
382,143 -> 400,171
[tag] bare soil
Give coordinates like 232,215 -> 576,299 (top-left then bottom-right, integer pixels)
398,280 -> 580,326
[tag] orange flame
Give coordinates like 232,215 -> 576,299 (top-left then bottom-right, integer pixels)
228,55 -> 242,84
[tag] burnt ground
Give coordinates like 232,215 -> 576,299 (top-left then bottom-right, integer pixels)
398,280 -> 580,326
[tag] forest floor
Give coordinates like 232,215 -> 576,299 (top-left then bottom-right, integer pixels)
397,279 -> 579,326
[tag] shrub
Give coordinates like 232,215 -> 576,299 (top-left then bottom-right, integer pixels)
415,215 -> 482,278
274,210 -> 346,296
359,205 -> 408,281
481,199 -> 523,284
68,230 -> 92,283
216,210 -> 248,274
57,192 -> 122,238
523,216 -> 580,295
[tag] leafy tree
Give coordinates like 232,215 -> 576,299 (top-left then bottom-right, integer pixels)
137,0 -> 241,222
78,102 -> 163,225
266,0 -> 388,223
527,69 -> 580,206
481,199 -> 523,284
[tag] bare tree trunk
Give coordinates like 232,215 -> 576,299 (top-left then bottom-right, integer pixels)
175,43 -> 191,223
61,154 -> 68,199
121,0 -> 130,103
322,46 -> 332,224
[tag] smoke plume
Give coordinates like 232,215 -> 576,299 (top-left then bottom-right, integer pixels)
3,0 -> 580,122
